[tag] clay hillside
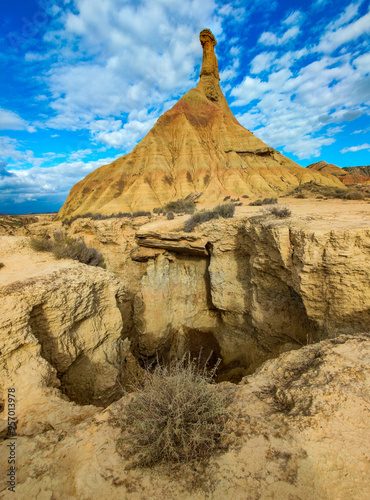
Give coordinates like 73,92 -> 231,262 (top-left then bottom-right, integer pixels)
58,30 -> 343,219
307,160 -> 370,184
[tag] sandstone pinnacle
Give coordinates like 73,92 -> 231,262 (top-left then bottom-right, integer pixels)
58,30 -> 343,218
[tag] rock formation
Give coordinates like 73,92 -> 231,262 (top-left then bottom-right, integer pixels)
0,235 -> 140,438
307,160 -> 370,184
58,30 -> 343,219
14,208 -> 370,381
2,334 -> 369,499
1,204 -> 369,498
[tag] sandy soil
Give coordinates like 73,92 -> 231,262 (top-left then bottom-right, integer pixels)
139,197 -> 370,233
0,236 -> 75,287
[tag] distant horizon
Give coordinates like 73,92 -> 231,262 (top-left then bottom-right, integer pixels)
1,0 -> 369,214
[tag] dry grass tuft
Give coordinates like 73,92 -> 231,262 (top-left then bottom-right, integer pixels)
30,231 -> 105,268
123,354 -> 233,466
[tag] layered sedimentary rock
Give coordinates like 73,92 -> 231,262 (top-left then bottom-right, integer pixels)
307,160 -> 370,184
25,213 -> 369,380
2,334 -> 369,499
0,236 -> 140,438
58,30 -> 342,218
131,219 -> 370,377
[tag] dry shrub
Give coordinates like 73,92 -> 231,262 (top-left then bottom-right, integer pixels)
345,191 -> 365,200
159,198 -> 196,215
266,205 -> 292,218
183,203 -> 235,232
0,262 -> 4,269
30,231 -> 105,268
249,197 -> 278,206
124,355 -> 232,466
30,236 -> 53,252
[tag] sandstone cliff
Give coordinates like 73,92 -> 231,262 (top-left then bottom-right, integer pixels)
22,201 -> 370,381
0,236 -> 140,440
58,30 -> 342,219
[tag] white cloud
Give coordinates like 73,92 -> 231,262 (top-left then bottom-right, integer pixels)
68,149 -> 93,160
317,8 -> 370,53
352,126 -> 370,134
283,10 -> 303,26
341,143 -> 370,153
1,156 -> 118,205
259,26 -> 299,46
353,52 -> 370,74
43,0 -> 221,131
0,108 -> 36,132
250,52 -> 277,74
230,43 -> 369,159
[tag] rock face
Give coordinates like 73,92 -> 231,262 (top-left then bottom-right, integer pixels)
130,219 -> 370,378
58,30 -> 342,219
28,212 -> 369,381
2,334 -> 368,499
307,160 -> 370,184
0,236 -> 140,438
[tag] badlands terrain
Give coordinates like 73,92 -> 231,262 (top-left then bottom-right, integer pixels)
1,28 -> 370,500
0,197 -> 369,499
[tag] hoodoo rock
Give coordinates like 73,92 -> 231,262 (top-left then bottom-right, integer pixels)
58,29 -> 343,218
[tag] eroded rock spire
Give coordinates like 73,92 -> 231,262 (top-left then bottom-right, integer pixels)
199,29 -> 220,80
198,29 -> 221,102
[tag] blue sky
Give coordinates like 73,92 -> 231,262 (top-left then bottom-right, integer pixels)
1,0 -> 369,214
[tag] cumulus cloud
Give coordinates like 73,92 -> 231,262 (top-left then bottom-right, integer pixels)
316,7 -> 370,53
0,108 -> 36,132
0,156 -> 118,206
42,0 -> 221,135
250,52 -> 277,74
230,3 -> 370,159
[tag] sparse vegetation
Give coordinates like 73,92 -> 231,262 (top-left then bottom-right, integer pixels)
289,182 -> 368,200
183,203 -> 235,232
132,211 -> 151,217
345,191 -> 365,200
249,197 -> 278,206
154,198 -> 197,215
62,211 -> 150,227
122,355 -> 232,466
30,231 -> 105,268
265,205 -> 292,218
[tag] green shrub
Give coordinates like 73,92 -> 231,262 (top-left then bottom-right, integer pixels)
167,211 -> 175,220
30,231 -> 105,268
249,197 -> 277,206
242,194 -> 249,199
266,205 -> 292,218
123,355 -> 232,466
296,193 -> 306,199
183,203 -> 235,232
